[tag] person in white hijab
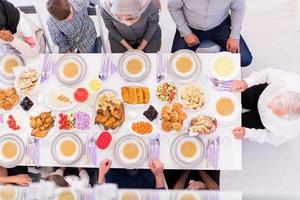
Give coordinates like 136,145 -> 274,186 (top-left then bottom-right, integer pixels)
100,0 -> 161,53
231,68 -> 300,146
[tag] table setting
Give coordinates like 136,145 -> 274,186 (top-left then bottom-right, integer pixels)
0,50 -> 242,170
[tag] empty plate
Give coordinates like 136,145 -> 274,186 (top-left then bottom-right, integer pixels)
169,50 -> 202,83
118,50 -> 151,82
51,133 -> 83,165
0,134 -> 25,168
55,54 -> 87,85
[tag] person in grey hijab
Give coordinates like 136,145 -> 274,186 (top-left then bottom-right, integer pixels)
100,0 -> 161,53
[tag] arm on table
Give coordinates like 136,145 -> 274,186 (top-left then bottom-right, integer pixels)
173,170 -> 190,189
198,171 -> 219,190
0,167 -> 31,186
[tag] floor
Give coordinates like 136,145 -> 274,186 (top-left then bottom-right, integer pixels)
11,0 -> 300,193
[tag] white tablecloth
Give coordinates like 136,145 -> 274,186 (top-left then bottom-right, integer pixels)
0,53 -> 241,170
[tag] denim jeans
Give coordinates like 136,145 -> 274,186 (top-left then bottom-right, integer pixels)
171,16 -> 253,67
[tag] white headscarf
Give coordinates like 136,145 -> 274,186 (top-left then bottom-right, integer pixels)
275,91 -> 300,120
101,0 -> 151,25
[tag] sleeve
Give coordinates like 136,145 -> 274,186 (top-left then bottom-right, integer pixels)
243,68 -> 288,88
79,170 -> 90,186
143,2 -> 160,42
167,0 -> 192,37
245,128 -> 291,146
10,17 -> 40,58
100,7 -> 124,42
229,0 -> 246,39
47,20 -> 71,53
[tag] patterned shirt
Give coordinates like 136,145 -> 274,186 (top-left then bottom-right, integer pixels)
47,0 -> 97,53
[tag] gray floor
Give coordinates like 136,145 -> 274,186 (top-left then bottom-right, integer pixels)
11,0 -> 300,193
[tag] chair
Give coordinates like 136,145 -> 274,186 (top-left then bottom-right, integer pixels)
195,40 -> 221,53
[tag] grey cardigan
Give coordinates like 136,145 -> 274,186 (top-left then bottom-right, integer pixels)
100,0 -> 161,43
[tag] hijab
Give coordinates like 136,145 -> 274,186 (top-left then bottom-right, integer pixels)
0,0 -> 20,34
101,0 -> 151,26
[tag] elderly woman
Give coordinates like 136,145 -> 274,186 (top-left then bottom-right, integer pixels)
100,0 -> 161,53
231,68 -> 300,146
0,0 -> 45,58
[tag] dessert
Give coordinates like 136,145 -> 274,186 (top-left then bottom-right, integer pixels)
131,121 -> 153,136
143,105 -> 158,121
20,97 -> 34,111
160,103 -> 187,132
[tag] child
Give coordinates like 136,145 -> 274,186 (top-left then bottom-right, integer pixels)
46,0 -> 97,53
45,168 -> 90,190
0,0 -> 45,58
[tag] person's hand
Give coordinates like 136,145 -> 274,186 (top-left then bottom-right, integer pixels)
0,30 -> 14,42
11,174 -> 32,186
137,39 -> 148,51
226,38 -> 240,53
98,159 -> 112,184
187,180 -> 207,190
233,127 -> 246,140
184,33 -> 200,47
231,80 -> 248,92
150,160 -> 164,188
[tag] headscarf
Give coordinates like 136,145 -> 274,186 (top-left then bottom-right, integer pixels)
0,0 -> 20,34
275,91 -> 300,120
101,0 -> 151,25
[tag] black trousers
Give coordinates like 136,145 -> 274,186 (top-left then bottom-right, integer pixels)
242,83 -> 268,129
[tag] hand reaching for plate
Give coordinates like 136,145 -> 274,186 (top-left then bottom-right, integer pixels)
232,127 -> 246,139
231,80 -> 248,92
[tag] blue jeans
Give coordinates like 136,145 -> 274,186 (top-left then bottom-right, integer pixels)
171,17 -> 252,67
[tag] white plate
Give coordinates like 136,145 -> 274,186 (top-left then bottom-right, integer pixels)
54,188 -> 80,200
14,67 -> 41,97
171,134 -> 205,167
55,54 -> 87,85
120,84 -> 152,107
114,135 -> 147,168
0,185 -> 23,200
174,191 -> 200,200
45,87 -> 77,111
118,190 -> 144,200
0,54 -> 25,82
0,134 -> 25,168
118,50 -> 151,82
51,133 -> 83,165
210,52 -> 240,81
179,83 -> 207,111
169,50 -> 202,83
129,120 -> 155,137
211,92 -> 241,123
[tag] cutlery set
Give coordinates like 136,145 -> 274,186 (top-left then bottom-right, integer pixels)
26,137 -> 40,167
205,137 -> 220,169
41,54 -> 56,83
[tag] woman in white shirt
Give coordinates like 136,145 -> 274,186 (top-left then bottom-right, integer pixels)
231,68 -> 300,146
0,0 -> 45,58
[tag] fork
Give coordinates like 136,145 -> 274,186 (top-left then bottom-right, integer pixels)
41,55 -> 56,83
156,53 -> 166,83
209,77 -> 233,91
149,134 -> 160,161
99,54 -> 109,80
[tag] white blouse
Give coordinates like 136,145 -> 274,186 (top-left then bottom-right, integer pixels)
244,68 -> 300,146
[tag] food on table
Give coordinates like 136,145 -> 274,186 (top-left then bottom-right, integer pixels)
46,88 -> 76,110
189,114 -> 217,135
58,191 -> 76,200
30,112 -> 55,138
6,115 -> 21,131
2,141 -> 17,159
126,58 -> 143,75
180,141 -> 197,158
131,121 -> 153,136
74,111 -> 91,130
176,56 -> 193,74
89,79 -> 102,93
156,82 -> 177,103
178,192 -> 198,200
121,86 -> 150,104
0,185 -> 18,200
143,105 -> 158,121
160,103 -> 187,132
96,131 -> 112,150
58,113 -> 75,131
20,97 -> 34,111
213,55 -> 235,77
0,54 -> 23,77
120,191 -> 140,200
17,69 -> 39,96
74,88 -> 89,102
58,111 -> 91,131
60,140 -> 76,157
0,87 -> 19,111
63,62 -> 79,79
180,84 -> 206,110
95,91 -> 125,130
216,97 -> 235,116
123,142 -> 139,160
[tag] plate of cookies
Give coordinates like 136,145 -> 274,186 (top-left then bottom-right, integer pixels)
160,103 -> 187,133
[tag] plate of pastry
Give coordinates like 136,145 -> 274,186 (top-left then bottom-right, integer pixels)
114,135 -> 147,168
55,54 -> 87,85
14,67 -> 40,96
0,87 -> 20,111
211,92 -> 241,122
179,83 -> 206,111
210,52 -> 240,81
94,90 -> 125,131
0,134 -> 25,168
51,133 -> 83,165
118,50 -> 151,82
169,50 -> 202,83
160,103 -> 187,133
28,110 -> 56,139
0,54 -> 25,84
121,85 -> 151,106
45,87 -> 77,111
171,134 -> 205,167
188,114 -> 217,136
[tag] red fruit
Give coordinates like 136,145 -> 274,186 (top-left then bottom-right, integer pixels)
74,88 -> 89,103
59,113 -> 63,117
8,115 -> 13,119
